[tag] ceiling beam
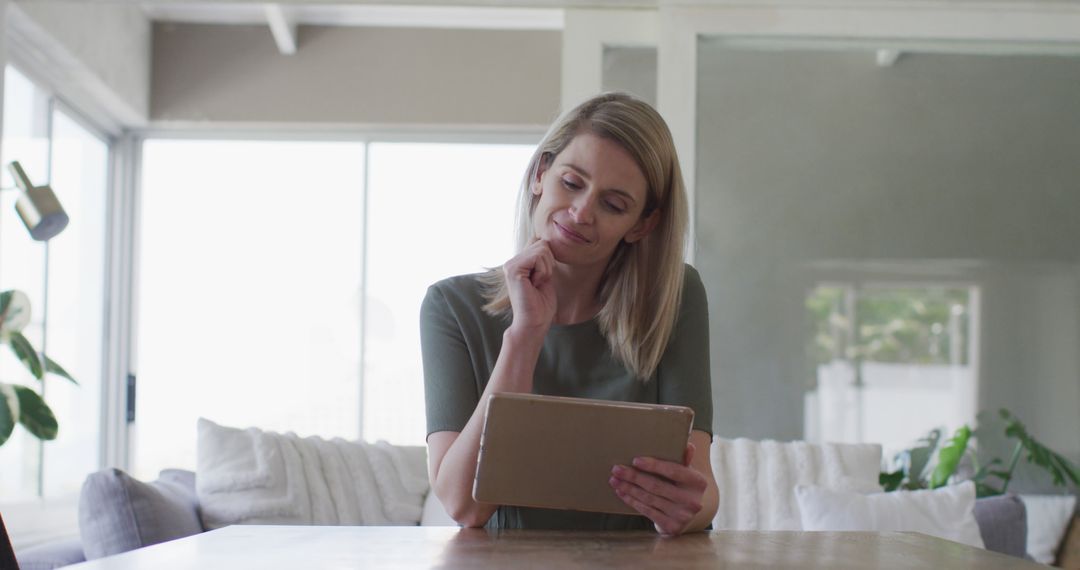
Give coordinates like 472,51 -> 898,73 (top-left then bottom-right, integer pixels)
265,4 -> 298,55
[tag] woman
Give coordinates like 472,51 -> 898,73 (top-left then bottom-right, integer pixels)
421,92 -> 717,535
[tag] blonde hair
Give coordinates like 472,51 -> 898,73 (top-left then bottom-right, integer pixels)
481,92 -> 689,380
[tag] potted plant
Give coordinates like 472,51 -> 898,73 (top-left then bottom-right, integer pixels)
881,409 -> 1080,496
0,289 -> 77,446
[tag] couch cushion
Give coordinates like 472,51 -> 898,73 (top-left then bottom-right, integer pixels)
1020,494 -> 1077,565
794,481 -> 985,549
972,494 -> 1026,558
710,438 -> 882,530
78,468 -> 204,560
14,537 -> 85,570
196,418 -> 428,529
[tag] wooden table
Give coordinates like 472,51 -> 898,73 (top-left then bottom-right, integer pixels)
68,525 -> 1041,569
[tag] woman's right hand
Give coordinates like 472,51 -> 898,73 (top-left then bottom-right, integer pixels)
503,239 -> 558,336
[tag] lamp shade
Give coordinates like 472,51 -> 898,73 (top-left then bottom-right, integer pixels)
7,161 -> 69,241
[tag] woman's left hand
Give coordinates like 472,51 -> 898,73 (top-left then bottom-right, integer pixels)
608,443 -> 707,537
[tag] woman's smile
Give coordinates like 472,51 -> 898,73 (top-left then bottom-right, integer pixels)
554,220 -> 591,244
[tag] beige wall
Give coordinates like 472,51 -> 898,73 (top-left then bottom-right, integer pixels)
10,1 -> 151,127
152,23 -> 562,128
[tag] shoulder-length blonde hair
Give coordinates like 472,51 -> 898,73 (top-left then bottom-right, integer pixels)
481,92 -> 688,381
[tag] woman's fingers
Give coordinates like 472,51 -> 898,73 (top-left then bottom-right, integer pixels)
504,240 -> 557,333
611,485 -> 686,536
609,458 -> 707,536
628,456 -> 707,491
611,464 -> 703,511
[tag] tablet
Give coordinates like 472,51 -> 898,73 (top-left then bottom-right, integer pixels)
472,393 -> 695,515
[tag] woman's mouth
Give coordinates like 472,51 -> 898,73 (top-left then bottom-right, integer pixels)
554,221 -> 590,244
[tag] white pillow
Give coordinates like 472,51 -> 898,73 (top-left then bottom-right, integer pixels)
794,481 -> 985,549
196,418 -> 429,529
419,491 -> 458,527
1019,494 -> 1077,564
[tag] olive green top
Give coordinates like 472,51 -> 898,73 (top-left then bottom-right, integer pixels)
420,264 -> 712,530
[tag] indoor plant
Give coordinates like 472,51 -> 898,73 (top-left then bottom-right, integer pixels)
881,409 -> 1080,497
0,289 -> 76,446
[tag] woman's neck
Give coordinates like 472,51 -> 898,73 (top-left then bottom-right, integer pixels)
551,261 -> 605,325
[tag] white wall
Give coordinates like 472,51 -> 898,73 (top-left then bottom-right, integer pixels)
694,45 -> 1080,489
151,23 -> 561,129
1,0 -> 8,159
8,1 -> 150,129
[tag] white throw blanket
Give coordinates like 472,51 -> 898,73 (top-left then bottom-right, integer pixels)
710,438 -> 882,531
196,418 -> 429,530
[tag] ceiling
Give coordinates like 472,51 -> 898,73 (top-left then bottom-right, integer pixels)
141,3 -> 568,30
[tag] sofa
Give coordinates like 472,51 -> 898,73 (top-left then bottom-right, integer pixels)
12,434 -> 1079,569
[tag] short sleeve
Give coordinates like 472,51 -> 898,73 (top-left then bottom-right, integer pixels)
657,265 -> 713,435
420,283 -> 482,437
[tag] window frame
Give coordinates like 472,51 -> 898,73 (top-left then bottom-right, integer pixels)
0,62 -> 118,499
128,127 -> 542,459
799,262 -> 984,450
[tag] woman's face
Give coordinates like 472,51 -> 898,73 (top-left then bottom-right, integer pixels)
531,132 -> 658,269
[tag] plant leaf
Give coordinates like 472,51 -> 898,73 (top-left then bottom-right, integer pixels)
975,481 -> 1002,498
1048,453 -> 1080,486
44,356 -> 77,385
880,470 -> 904,492
0,383 -> 17,446
8,332 -> 44,379
13,385 -> 57,440
0,290 -> 31,334
931,425 -> 971,489
908,428 -> 942,483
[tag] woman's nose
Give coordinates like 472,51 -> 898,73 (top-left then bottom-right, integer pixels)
570,193 -> 596,224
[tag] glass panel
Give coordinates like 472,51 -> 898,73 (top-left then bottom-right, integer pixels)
804,284 -> 977,458
40,109 -> 109,498
0,65 -> 52,500
363,142 -> 531,445
134,140 -> 365,479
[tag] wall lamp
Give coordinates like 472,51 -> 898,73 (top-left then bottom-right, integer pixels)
5,161 -> 68,241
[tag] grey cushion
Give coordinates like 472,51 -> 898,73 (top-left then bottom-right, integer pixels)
973,493 -> 1027,559
15,537 -> 85,570
78,468 -> 204,560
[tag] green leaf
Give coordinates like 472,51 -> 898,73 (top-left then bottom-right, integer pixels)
880,470 -> 904,492
0,290 -> 31,334
907,428 -> 942,484
44,356 -> 77,385
0,383 -> 17,446
13,385 -> 57,440
8,332 -> 44,379
1048,453 -> 1080,486
930,425 -> 970,489
975,481 -> 1003,498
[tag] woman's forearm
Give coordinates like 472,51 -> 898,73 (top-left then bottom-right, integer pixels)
685,480 -> 719,533
432,327 -> 545,527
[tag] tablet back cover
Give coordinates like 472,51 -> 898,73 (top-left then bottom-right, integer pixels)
473,393 -> 694,515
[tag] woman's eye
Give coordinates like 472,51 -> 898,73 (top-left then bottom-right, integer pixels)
562,178 -> 581,191
603,200 -> 626,214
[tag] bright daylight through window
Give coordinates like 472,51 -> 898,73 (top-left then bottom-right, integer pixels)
804,283 -> 980,459
135,139 -> 531,478
0,65 -> 109,500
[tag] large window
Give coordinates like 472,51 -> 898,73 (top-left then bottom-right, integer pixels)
804,282 -> 980,458
134,138 -> 531,477
363,143 -> 524,444
0,66 -> 110,500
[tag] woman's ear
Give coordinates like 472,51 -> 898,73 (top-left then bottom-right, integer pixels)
532,153 -> 551,195
625,209 -> 661,244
